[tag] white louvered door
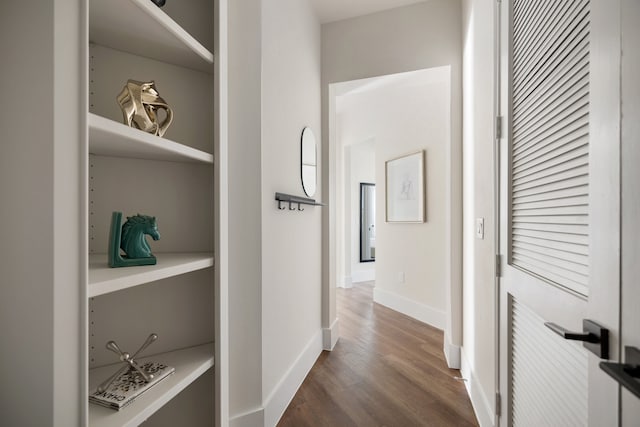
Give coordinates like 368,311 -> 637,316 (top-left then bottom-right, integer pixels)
498,0 -> 622,425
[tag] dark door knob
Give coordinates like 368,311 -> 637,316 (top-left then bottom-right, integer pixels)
544,319 -> 609,359
600,346 -> 640,399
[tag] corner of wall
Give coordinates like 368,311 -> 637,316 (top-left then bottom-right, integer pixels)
443,339 -> 461,369
323,317 -> 340,350
351,270 -> 375,283
373,287 -> 446,330
460,348 -> 496,427
338,276 -> 353,288
263,330 -> 323,426
234,331 -> 323,427
229,408 -> 265,427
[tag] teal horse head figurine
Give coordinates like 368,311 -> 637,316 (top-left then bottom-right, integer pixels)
109,212 -> 161,268
121,214 -> 161,259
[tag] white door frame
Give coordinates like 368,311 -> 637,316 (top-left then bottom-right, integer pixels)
620,0 -> 640,422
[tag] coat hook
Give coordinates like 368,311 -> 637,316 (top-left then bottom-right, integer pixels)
289,201 -> 296,211
278,200 -> 285,210
298,203 -> 304,211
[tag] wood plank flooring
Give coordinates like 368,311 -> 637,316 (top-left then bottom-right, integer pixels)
278,282 -> 479,427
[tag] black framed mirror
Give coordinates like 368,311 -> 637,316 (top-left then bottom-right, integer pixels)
360,183 -> 375,262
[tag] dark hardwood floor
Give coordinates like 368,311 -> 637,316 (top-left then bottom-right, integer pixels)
278,282 -> 479,427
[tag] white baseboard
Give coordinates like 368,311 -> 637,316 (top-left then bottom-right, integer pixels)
263,330 -> 323,427
460,349 -> 495,427
338,276 -> 353,288
444,341 -> 461,369
230,407 -> 264,427
373,287 -> 445,330
323,317 -> 340,351
351,269 -> 375,283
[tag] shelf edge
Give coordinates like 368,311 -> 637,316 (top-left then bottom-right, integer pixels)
89,113 -> 214,164
89,254 -> 214,298
130,0 -> 214,64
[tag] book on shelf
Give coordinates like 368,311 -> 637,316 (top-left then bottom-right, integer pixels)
89,362 -> 175,410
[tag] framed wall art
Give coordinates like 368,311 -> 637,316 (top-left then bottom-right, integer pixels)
385,150 -> 426,223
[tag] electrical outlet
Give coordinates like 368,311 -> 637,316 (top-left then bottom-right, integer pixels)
476,218 -> 484,239
398,272 -> 405,284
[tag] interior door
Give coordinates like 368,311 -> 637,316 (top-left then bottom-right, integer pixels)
498,0 -> 621,425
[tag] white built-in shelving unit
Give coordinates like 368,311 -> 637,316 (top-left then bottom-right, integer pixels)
87,0 -> 216,425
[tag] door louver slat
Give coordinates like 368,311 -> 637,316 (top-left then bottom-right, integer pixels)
513,131 -> 587,171
513,106 -> 588,154
513,155 -> 588,186
513,40 -> 589,129
510,0 -> 590,295
512,0 -> 574,73
513,165 -> 588,193
513,2 -> 589,100
513,142 -> 588,177
512,248 -> 589,276
511,299 -> 588,426
513,195 -> 588,211
513,186 -> 588,205
511,175 -> 588,199
513,120 -> 587,165
513,79 -> 588,143
511,239 -> 588,266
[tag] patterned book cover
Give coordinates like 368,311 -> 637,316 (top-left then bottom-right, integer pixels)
89,362 -> 175,410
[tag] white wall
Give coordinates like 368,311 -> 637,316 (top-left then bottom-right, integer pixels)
0,1 -> 85,425
461,0 -> 497,424
261,0 -> 322,425
229,0 -> 322,425
228,0 -> 263,420
322,0 -> 463,364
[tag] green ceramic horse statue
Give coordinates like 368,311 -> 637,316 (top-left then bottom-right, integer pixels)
109,212 -> 161,268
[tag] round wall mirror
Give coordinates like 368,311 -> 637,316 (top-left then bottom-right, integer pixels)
301,127 -> 317,197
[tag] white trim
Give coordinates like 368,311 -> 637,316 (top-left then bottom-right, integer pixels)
373,287 -> 445,330
443,340 -> 461,369
351,269 -> 375,283
229,407 -> 264,427
264,331 -> 323,427
323,317 -> 340,350
338,276 -> 353,288
460,349 -> 495,427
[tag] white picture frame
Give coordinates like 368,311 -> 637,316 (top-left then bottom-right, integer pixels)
385,150 -> 426,223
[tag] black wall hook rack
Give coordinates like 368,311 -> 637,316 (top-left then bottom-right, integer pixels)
275,192 -> 325,211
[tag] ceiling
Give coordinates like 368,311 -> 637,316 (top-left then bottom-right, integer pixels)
309,0 -> 428,24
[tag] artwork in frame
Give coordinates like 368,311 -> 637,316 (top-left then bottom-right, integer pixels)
385,150 -> 426,223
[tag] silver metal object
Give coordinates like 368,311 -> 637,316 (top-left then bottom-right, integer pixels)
116,80 -> 173,137
96,333 -> 159,393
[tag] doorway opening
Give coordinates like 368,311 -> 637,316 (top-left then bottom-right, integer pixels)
326,66 -> 463,369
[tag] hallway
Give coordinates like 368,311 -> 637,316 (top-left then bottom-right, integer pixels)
278,282 -> 479,426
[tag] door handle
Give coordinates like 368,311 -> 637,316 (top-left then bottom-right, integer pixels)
544,319 -> 609,359
600,346 -> 640,399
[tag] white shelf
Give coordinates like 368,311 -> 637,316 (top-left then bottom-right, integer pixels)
89,252 -> 214,297
90,0 -> 214,73
89,343 -> 214,427
89,114 -> 214,164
